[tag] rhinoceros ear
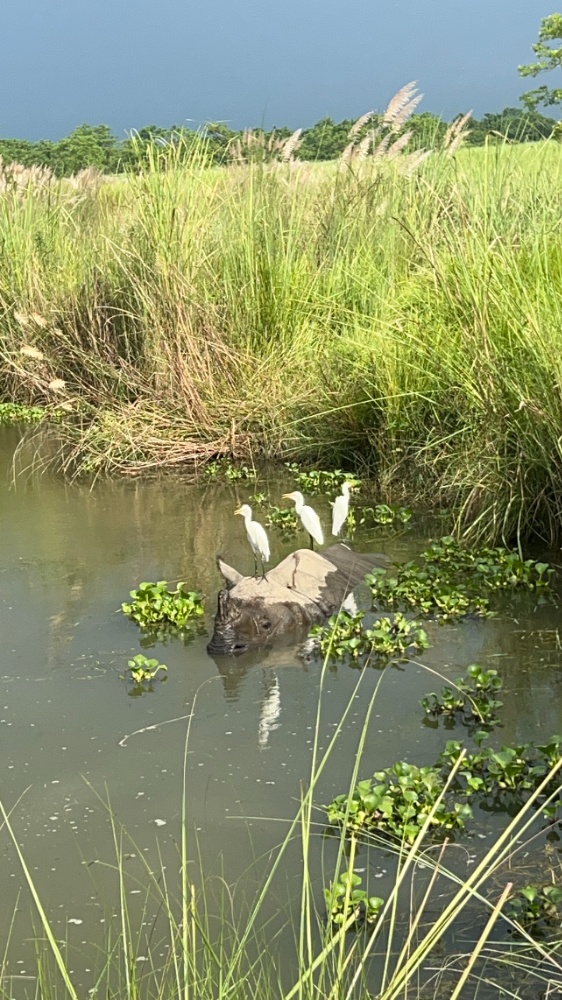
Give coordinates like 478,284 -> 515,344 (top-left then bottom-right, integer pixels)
216,555 -> 243,590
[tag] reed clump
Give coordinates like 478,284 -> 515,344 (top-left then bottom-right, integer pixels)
1,88 -> 562,542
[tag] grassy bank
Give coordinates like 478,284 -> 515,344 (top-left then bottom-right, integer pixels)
1,121 -> 562,542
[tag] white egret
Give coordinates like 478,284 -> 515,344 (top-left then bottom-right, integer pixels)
331,481 -> 358,537
282,491 -> 324,550
235,504 -> 270,580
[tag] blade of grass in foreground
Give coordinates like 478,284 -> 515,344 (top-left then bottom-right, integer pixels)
0,797 -> 80,1000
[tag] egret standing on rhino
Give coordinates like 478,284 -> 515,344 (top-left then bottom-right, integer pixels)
235,504 -> 270,580
331,480 -> 358,537
282,491 -> 324,550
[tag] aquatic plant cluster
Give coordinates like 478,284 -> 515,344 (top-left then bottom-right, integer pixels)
318,537 -> 562,938
122,653 -> 168,694
326,762 -> 474,845
120,582 -> 204,691
0,401 -> 47,424
122,580 -> 204,630
368,536 -> 552,622
422,663 -> 504,728
309,610 -> 428,662
308,536 -> 553,663
2,109 -> 562,542
325,727 -> 562,930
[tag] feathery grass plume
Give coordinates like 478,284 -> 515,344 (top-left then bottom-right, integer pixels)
443,111 -> 473,156
67,166 -> 105,193
30,313 -> 49,329
348,110 -> 375,139
19,346 -> 44,360
382,81 -> 420,130
354,133 -> 372,163
229,138 -> 243,163
398,148 -> 433,176
0,158 -> 54,195
338,140 -> 356,167
280,128 -> 303,162
390,92 -> 424,130
267,130 -> 284,154
384,130 -> 413,160
373,131 -> 393,159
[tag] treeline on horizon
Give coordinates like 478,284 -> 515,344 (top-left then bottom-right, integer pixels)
0,106 -> 559,177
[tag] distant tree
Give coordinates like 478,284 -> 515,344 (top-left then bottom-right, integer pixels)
467,107 -> 557,144
296,117 -> 354,160
519,12 -> 562,110
407,112 -> 448,149
49,125 -> 120,175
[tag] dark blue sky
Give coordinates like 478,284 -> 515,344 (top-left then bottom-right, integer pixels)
0,0 -> 556,140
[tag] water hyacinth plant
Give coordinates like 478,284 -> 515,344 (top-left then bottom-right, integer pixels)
284,463 -> 359,496
264,503 -> 299,534
324,869 -> 384,928
505,884 -> 562,934
438,734 -> 562,817
203,459 -> 256,481
309,609 -> 429,662
122,654 -> 168,695
325,762 -> 474,844
121,580 -> 204,630
367,536 -> 553,622
0,401 -> 46,424
422,664 -> 504,728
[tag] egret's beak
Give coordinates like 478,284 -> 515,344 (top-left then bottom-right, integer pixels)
282,493 -> 292,500
234,508 -> 243,516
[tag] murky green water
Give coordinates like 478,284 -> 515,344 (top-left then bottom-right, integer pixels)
1,427 -> 562,994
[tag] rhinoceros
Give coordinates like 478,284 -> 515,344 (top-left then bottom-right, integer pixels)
207,543 -> 387,656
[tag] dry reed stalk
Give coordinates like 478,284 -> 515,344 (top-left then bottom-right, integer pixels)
382,82 -> 419,130
354,133 -> 372,164
385,130 -> 413,160
280,129 -> 303,162
443,111 -> 473,156
398,148 -> 433,176
0,156 -> 54,195
348,111 -> 375,139
338,141 -> 356,167
67,167 -> 105,193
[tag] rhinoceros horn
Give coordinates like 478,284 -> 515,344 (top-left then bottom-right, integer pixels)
207,543 -> 387,656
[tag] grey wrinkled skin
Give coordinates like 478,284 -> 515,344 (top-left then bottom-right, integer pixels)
207,543 -> 387,656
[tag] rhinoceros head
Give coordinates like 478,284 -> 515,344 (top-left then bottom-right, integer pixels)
206,557 -> 322,655
206,545 -> 386,656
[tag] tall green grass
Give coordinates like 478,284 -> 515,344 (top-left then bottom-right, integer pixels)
1,136 -> 562,541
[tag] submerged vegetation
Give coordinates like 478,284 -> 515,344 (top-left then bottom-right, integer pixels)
1,84 -> 562,542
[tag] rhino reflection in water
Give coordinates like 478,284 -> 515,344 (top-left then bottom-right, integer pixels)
207,543 -> 387,657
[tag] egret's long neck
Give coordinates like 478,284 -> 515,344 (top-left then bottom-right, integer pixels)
294,495 -> 304,513
243,510 -> 253,528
